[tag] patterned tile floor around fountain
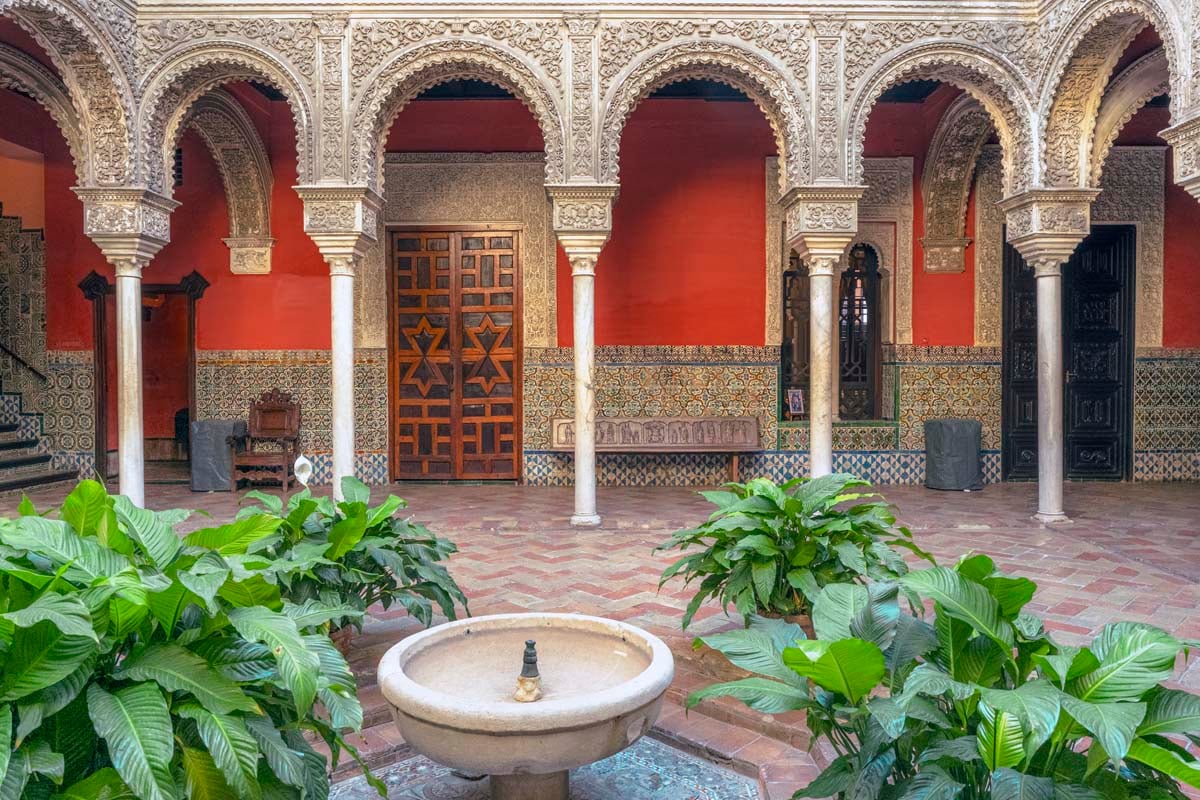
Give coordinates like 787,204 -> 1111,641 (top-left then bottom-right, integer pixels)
4,480 -> 1199,798
328,737 -> 760,800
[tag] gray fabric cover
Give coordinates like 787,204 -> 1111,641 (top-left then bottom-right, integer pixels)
924,418 -> 984,491
190,419 -> 247,492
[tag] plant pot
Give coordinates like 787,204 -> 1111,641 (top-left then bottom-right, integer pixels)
331,624 -> 356,656
762,611 -> 816,640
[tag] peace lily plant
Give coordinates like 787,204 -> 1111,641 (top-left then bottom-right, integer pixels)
690,553 -> 1200,799
657,475 -> 930,630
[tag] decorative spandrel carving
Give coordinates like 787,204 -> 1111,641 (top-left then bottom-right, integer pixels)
566,14 -> 598,180
1040,13 -> 1146,188
136,18 -> 317,80
348,39 -> 566,192
599,38 -> 810,192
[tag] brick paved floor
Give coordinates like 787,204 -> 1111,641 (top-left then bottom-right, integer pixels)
3,480 -> 1198,797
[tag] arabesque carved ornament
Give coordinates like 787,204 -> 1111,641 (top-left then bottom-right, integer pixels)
921,95 -> 993,273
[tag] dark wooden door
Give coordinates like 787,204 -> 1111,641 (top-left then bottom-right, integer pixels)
1001,225 -> 1134,481
389,230 -> 521,480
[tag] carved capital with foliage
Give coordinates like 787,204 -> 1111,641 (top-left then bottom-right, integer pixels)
783,186 -> 866,261
1161,115 -> 1200,202
999,188 -> 1100,265
295,185 -> 382,269
73,188 -> 179,270
548,184 -> 618,267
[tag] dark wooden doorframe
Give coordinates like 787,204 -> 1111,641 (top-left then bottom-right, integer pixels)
1001,225 -> 1135,481
386,224 -> 523,481
79,271 -> 210,482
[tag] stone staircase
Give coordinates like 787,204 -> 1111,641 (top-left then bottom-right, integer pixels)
0,389 -> 75,495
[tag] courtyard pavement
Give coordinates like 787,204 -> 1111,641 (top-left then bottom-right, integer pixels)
3,480 -> 1198,797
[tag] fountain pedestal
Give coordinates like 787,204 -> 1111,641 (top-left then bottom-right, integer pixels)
491,771 -> 569,800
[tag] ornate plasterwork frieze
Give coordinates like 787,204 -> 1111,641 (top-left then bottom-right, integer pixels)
974,146 -> 1005,346
185,88 -> 274,274
1090,48 -> 1168,186
314,14 -> 348,181
136,17 -> 317,82
812,15 -> 844,181
922,95 -> 993,274
6,0 -> 134,186
765,158 -> 784,346
136,40 -> 316,196
565,13 -> 598,180
1161,114 -> 1200,202
846,44 -> 1035,196
348,37 -> 566,192
0,43 -> 87,184
859,158 -> 913,344
1039,12 -> 1146,188
598,32 -> 811,192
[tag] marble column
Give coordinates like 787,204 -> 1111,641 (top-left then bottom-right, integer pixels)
114,258 -> 147,506
549,184 -> 617,527
570,254 -> 599,526
74,188 -> 177,507
329,256 -> 356,499
1033,258 -> 1067,523
808,257 -> 837,476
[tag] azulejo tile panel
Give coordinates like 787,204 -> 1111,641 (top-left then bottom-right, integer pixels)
40,350 -> 96,477
1134,355 -> 1200,453
779,423 -> 898,451
897,363 -> 1002,451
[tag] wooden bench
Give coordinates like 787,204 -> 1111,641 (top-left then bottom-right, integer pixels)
549,416 -> 760,483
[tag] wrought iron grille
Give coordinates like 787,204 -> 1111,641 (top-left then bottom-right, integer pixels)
838,244 -> 882,420
781,253 -> 810,420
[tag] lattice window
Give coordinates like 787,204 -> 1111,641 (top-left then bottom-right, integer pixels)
838,244 -> 882,420
781,253 -> 810,420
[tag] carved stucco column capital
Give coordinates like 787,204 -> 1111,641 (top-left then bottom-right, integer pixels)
998,188 -> 1100,266
1161,115 -> 1200,202
296,185 -> 382,270
548,183 -> 618,267
73,187 -> 179,272
783,185 -> 866,265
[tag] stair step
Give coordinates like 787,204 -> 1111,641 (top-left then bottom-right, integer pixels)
0,438 -> 39,454
0,453 -> 52,471
0,423 -> 18,435
0,468 -> 75,495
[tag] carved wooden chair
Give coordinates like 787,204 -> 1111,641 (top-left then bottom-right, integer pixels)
229,389 -> 301,495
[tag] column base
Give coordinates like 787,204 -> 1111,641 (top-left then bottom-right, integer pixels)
1034,511 -> 1073,525
570,513 -> 601,527
490,770 -> 568,800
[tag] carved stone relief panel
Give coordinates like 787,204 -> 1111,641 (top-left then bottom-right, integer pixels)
922,95 -> 993,273
565,14 -> 598,180
974,146 -> 1005,346
765,157 -> 784,346
314,14 -> 348,181
368,153 -> 556,349
860,158 -> 913,344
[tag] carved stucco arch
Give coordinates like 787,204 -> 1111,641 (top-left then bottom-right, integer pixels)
137,42 -> 315,198
1,0 -> 133,185
921,94 -> 995,273
847,44 -> 1036,196
600,39 -> 810,193
184,88 -> 274,274
349,38 -> 566,194
0,42 -> 87,182
1090,48 -> 1169,185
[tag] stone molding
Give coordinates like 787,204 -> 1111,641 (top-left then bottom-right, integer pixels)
921,94 -> 993,274
548,183 -> 617,261
974,146 -> 1006,346
1091,48 -> 1169,186
858,158 -> 913,344
296,185 -> 382,269
185,88 -> 274,274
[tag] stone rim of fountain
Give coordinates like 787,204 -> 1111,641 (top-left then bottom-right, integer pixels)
377,612 -> 675,733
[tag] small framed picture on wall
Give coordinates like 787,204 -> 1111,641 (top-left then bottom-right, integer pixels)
786,389 -> 805,419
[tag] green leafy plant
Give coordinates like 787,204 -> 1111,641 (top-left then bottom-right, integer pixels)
240,477 -> 469,631
691,553 -> 1200,799
0,480 -> 386,799
656,475 -> 930,629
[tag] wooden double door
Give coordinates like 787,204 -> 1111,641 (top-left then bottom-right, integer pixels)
388,229 -> 521,480
1002,225 -> 1135,481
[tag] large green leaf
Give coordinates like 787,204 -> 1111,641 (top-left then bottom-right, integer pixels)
189,637 -> 276,683
694,616 -> 806,685
980,680 -> 1062,757
686,677 -> 811,714
990,768 -> 1053,800
1138,688 -> 1200,736
782,639 -> 885,704
185,516 -> 284,555
0,622 -> 95,703
1068,623 -> 1180,703
1125,737 -> 1200,788
1057,693 -> 1145,762
897,765 -> 965,800
977,701 -> 1026,770
326,512 -> 368,561
59,480 -> 111,539
282,599 -> 363,630
180,746 -> 233,800
795,755 -> 853,798
812,583 -> 869,642
228,607 -> 320,713
902,567 -> 1014,652
0,703 -> 10,790
848,750 -> 896,800
38,690 -> 93,786
0,517 -> 130,585
340,476 -> 371,505
983,575 -> 1037,620
898,664 -> 977,705
50,768 -> 135,800
850,583 -> 901,652
1,593 -> 97,642
244,715 -> 306,788
176,704 -> 261,800
113,498 -> 180,569
887,614 -> 939,678
86,683 -> 176,800
115,644 -> 258,715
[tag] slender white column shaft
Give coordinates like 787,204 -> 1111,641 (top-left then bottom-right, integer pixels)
1034,260 -> 1068,522
809,260 -> 836,477
571,257 -> 600,527
330,259 -> 356,501
115,262 -> 145,506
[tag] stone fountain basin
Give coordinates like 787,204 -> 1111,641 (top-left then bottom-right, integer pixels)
377,613 -> 674,777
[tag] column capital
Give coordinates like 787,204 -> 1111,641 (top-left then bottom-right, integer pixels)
72,187 -> 179,270
296,185 -> 382,269
1160,115 -> 1200,201
782,185 -> 866,258
998,188 -> 1100,265
548,183 -> 618,266
1031,258 -> 1064,278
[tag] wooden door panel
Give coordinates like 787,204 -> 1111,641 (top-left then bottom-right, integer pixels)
1002,240 -> 1039,480
389,230 -> 521,480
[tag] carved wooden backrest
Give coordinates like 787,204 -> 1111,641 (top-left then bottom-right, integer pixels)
248,389 -> 300,441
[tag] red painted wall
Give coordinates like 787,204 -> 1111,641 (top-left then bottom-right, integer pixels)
385,99 -> 545,152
